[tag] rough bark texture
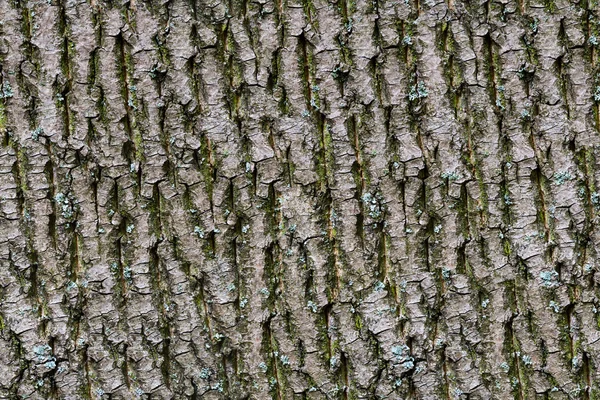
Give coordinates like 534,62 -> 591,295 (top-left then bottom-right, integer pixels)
1,0 -> 600,399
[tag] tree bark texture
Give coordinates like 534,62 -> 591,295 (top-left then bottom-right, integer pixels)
0,0 -> 599,399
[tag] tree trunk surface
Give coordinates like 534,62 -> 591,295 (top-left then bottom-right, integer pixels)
0,0 -> 598,399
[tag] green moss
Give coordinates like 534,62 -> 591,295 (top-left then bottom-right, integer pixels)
354,311 -> 363,330
278,86 -> 291,115
15,146 -> 29,194
396,19 -> 415,65
0,103 -> 6,133
120,6 -> 138,31
147,184 -> 164,238
94,87 -> 109,125
335,33 -> 353,67
61,38 -> 75,79
301,0 -> 318,30
542,0 -> 557,13
114,34 -> 134,110
316,322 -> 332,364
133,131 -> 145,162
153,34 -> 172,67
503,238 -> 511,256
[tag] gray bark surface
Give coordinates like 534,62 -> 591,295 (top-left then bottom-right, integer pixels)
0,0 -> 599,398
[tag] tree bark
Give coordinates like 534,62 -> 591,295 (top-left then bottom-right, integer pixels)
0,0 -> 598,399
